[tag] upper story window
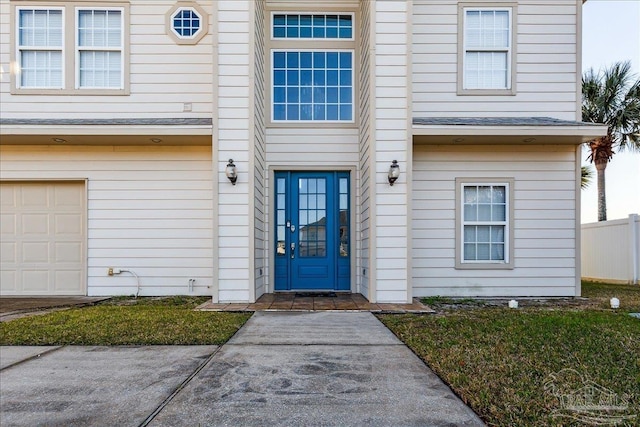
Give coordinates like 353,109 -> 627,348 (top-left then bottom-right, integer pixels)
77,9 -> 123,89
172,9 -> 200,37
458,4 -> 516,95
13,4 -> 128,94
17,8 -> 64,89
456,178 -> 514,269
166,3 -> 209,45
272,14 -> 353,40
270,12 -> 355,123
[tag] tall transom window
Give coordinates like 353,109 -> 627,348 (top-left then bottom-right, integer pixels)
270,13 -> 355,123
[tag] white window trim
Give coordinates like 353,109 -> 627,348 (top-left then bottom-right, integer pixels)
15,6 -> 65,90
170,7 -> 203,40
75,7 -> 125,90
11,2 -> 130,96
270,11 -> 355,41
457,3 -> 517,96
455,178 -> 515,270
270,48 -> 355,124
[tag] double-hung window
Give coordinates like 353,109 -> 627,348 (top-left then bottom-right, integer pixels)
456,178 -> 513,269
270,13 -> 355,123
17,8 -> 64,89
13,4 -> 127,94
459,4 -> 516,94
77,9 -> 123,89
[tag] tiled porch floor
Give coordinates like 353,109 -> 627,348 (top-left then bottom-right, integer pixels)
196,293 -> 434,313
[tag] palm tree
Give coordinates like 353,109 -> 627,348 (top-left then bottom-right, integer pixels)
582,61 -> 640,221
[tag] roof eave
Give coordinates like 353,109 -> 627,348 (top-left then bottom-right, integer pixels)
0,119 -> 214,146
412,124 -> 608,145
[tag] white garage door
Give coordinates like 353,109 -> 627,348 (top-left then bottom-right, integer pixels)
1,182 -> 85,296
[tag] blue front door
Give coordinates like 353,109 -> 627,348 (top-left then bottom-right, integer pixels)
274,171 -> 350,291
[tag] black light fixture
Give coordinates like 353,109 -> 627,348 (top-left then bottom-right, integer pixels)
388,160 -> 400,186
225,159 -> 238,185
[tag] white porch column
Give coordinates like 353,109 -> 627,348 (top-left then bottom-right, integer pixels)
373,0 -> 412,303
215,0 -> 254,302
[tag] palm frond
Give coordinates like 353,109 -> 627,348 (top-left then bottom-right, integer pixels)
581,165 -> 594,189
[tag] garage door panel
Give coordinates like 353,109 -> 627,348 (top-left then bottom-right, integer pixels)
55,270 -> 83,292
1,213 -> 16,234
22,270 -> 50,292
0,186 -> 16,207
23,241 -> 50,263
1,182 -> 85,296
1,271 -> 17,292
55,214 -> 83,235
54,186 -> 84,209
1,242 -> 17,263
21,186 -> 49,208
22,214 -> 49,235
55,242 -> 83,263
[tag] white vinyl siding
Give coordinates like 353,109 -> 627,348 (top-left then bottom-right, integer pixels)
357,0 -> 372,299
5,1 -> 213,118
217,0 -> 253,302
76,8 -> 124,89
254,0 -> 267,299
16,8 -> 64,89
412,0 -> 579,120
0,145 -> 214,297
265,128 -> 359,165
412,145 -> 578,297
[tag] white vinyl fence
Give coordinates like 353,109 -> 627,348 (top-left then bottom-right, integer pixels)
581,214 -> 640,285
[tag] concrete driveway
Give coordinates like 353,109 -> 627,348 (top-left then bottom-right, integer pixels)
1,312 -> 484,426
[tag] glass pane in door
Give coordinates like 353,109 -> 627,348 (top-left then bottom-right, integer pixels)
298,177 -> 327,257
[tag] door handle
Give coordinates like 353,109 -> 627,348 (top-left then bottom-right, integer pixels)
290,242 -> 295,259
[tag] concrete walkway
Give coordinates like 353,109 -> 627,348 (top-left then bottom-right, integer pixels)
1,312 -> 484,426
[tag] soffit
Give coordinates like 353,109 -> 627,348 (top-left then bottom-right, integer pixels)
0,118 -> 213,146
412,117 -> 608,145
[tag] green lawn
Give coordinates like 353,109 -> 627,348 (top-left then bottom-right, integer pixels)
378,282 -> 640,427
0,297 -> 251,345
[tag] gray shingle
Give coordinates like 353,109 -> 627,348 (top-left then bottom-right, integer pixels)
0,118 -> 212,126
412,117 -> 601,127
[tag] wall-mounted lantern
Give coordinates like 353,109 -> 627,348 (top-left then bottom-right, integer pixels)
388,160 -> 400,186
225,159 -> 238,185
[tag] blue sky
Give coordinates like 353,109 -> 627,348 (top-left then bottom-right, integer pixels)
581,0 -> 640,223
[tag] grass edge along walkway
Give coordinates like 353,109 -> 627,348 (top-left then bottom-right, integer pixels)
0,297 -> 252,346
378,282 -> 640,427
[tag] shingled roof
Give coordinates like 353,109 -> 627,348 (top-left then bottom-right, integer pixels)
413,117 -> 602,127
